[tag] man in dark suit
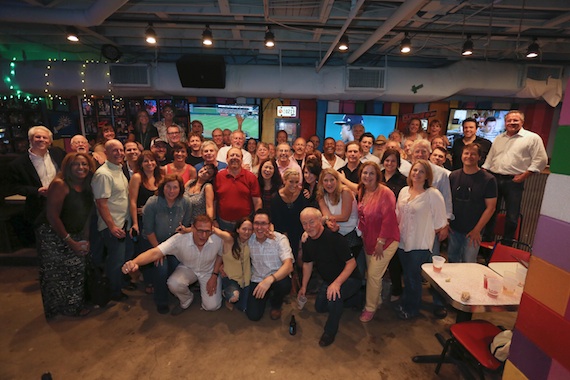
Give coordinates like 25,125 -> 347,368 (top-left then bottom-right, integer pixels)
9,125 -> 66,243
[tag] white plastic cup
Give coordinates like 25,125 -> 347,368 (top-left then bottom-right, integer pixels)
516,266 -> 528,287
432,255 -> 446,273
78,240 -> 89,254
297,295 -> 307,310
502,277 -> 517,295
487,277 -> 502,298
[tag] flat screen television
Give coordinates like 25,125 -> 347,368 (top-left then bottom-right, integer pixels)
446,109 -> 510,145
189,104 -> 260,139
324,113 -> 397,143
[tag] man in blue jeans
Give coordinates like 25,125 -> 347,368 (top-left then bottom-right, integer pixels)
92,139 -> 130,302
448,143 -> 497,263
299,208 -> 361,347
246,210 -> 294,322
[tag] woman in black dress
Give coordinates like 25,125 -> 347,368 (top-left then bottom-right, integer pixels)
36,152 -> 96,320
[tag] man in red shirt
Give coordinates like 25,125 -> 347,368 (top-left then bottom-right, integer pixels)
215,147 -> 262,231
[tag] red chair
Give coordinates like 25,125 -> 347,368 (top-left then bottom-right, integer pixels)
435,320 -> 504,379
480,211 -> 522,251
488,239 -> 531,265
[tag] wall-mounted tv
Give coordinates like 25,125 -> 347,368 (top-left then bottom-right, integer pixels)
189,104 -> 260,139
324,114 -> 397,143
446,109 -> 510,145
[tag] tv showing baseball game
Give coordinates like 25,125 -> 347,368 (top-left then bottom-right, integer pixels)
324,113 -> 397,143
189,104 -> 260,139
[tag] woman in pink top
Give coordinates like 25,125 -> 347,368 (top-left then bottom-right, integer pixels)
164,142 -> 196,185
357,161 -> 400,323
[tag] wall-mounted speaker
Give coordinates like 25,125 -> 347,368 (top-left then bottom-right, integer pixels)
176,55 -> 226,89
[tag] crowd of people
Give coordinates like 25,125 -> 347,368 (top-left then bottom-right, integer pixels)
9,109 -> 548,347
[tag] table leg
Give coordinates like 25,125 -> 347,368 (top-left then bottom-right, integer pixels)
455,310 -> 473,323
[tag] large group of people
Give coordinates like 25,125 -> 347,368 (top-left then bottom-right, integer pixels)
8,109 -> 548,347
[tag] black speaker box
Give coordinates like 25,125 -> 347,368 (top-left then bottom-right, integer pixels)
176,55 -> 226,89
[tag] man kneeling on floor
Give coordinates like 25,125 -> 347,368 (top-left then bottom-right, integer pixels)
246,209 -> 294,321
298,207 -> 361,347
122,214 -> 223,315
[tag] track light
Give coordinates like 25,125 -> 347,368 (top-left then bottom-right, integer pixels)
145,23 -> 157,44
338,35 -> 349,52
264,28 -> 275,48
202,25 -> 213,46
526,38 -> 539,58
66,27 -> 79,42
462,35 -> 474,56
400,33 -> 411,54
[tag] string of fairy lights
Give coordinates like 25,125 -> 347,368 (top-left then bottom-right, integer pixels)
1,58 -> 120,105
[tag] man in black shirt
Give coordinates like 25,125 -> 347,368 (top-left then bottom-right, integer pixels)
450,117 -> 492,170
299,207 -> 361,347
448,143 -> 497,263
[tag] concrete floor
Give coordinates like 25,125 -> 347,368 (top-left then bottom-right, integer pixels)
0,259 -> 515,380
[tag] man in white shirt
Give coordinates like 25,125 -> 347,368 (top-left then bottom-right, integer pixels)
359,132 -> 381,164
247,210 -> 294,322
122,215 -> 224,315
482,110 -> 547,241
321,137 -> 346,170
92,139 -> 130,302
216,129 -> 253,170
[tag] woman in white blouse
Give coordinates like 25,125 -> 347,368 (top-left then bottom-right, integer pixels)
395,159 -> 448,320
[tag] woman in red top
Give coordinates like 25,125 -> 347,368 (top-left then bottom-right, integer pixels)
357,161 -> 400,323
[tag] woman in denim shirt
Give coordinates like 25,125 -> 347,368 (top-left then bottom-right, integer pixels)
142,174 -> 192,314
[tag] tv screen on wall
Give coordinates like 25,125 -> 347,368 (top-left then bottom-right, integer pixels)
324,114 -> 397,143
446,109 -> 510,145
189,104 -> 260,139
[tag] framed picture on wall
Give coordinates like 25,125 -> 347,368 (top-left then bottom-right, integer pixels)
84,117 -> 97,135
97,99 -> 111,116
113,99 -> 126,116
82,99 -> 94,116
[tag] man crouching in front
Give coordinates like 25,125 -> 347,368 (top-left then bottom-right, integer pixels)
122,214 -> 223,315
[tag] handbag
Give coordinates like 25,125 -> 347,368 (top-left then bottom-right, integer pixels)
85,255 -> 111,308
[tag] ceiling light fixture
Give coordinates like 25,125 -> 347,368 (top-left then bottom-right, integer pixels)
145,23 -> 157,44
526,38 -> 539,58
202,25 -> 213,46
264,27 -> 275,48
462,35 -> 474,56
400,33 -> 411,54
66,27 -> 79,42
338,35 -> 349,52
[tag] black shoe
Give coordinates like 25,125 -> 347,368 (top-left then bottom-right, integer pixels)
433,306 -> 448,319
319,332 -> 335,347
110,292 -> 129,302
171,304 -> 189,316
156,304 -> 169,314
123,282 -> 137,291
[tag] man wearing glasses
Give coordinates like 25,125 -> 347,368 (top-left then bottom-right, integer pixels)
155,105 -> 187,143
246,210 -> 294,322
448,143 -> 497,263
121,214 -> 224,315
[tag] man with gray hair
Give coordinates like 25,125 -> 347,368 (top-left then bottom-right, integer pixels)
70,134 -> 90,153
92,139 -> 130,302
9,126 -> 66,243
482,110 -> 547,241
216,129 -> 253,170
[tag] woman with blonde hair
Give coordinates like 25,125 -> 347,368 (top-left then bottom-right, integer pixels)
316,168 -> 361,260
